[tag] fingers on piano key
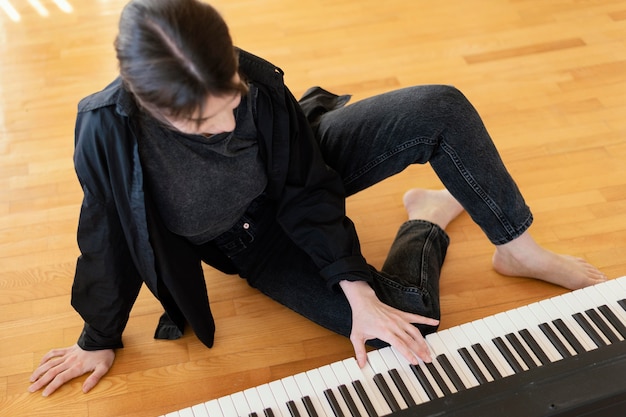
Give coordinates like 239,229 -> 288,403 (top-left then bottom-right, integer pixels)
167,277 -> 626,417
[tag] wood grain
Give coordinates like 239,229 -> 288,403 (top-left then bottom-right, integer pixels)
1,0 -> 625,416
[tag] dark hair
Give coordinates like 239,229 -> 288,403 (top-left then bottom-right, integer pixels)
115,0 -> 248,121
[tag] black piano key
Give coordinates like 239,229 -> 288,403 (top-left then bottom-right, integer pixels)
458,347 -> 489,384
539,323 -> 573,358
552,318 -> 586,354
351,380 -> 379,417
586,309 -> 621,343
287,400 -> 302,417
302,396 -> 319,417
425,362 -> 453,396
324,388 -> 345,417
338,384 -> 362,417
264,408 -> 275,417
598,305 -> 626,338
618,299 -> 626,312
492,337 -> 524,373
573,312 -> 607,347
409,364 -> 438,400
518,329 -> 552,365
505,333 -> 538,369
250,413 -> 259,417
436,354 -> 466,391
388,369 -> 416,407
471,343 -> 503,380
372,374 -> 401,413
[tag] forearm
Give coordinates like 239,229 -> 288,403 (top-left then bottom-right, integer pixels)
339,279 -> 377,308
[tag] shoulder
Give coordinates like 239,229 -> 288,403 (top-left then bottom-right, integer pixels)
74,78 -> 137,167
78,78 -> 122,112
236,48 -> 286,91
77,77 -> 138,119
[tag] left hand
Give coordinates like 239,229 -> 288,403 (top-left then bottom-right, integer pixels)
339,280 -> 439,368
28,344 -> 115,397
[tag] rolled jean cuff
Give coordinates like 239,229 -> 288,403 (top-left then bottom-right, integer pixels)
371,220 -> 450,337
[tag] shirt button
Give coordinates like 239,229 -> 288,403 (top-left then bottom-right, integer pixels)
243,222 -> 250,230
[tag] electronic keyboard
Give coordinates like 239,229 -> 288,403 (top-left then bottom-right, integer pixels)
161,276 -> 626,417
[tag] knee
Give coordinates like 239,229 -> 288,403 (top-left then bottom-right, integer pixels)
421,85 -> 474,113
413,85 -> 483,132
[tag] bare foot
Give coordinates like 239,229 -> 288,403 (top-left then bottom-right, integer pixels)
403,188 -> 464,230
492,232 -> 607,290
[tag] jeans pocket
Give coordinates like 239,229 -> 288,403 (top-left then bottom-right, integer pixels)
214,215 -> 256,258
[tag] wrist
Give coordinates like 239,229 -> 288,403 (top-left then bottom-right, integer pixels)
339,279 -> 375,305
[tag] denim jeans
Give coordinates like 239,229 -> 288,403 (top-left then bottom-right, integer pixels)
316,85 -> 532,245
211,85 -> 533,345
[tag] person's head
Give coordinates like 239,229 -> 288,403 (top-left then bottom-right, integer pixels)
115,0 -> 248,135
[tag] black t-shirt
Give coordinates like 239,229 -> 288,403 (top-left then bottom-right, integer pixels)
137,84 -> 267,244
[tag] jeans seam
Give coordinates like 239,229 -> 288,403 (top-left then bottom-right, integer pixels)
439,139 -> 520,240
419,224 -> 438,289
372,270 -> 428,294
343,136 -> 438,187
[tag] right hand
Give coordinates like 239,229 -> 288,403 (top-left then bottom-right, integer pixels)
28,344 -> 115,397
339,280 -> 438,368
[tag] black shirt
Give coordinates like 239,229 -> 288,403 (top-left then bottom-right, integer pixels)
137,84 -> 267,244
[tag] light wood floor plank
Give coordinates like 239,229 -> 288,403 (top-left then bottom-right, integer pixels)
1,0 -> 625,415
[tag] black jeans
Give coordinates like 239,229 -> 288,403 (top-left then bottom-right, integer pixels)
211,85 -> 532,345
212,195 -> 448,346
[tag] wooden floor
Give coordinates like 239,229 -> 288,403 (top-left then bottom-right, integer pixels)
1,0 -> 625,415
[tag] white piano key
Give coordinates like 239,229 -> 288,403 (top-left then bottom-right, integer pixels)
446,324 -> 495,383
577,284 -> 626,340
292,371 -> 329,417
281,376 -> 310,417
256,383 -> 285,417
409,358 -> 444,400
507,306 -> 563,362
368,349 -> 408,410
388,346 -> 438,402
306,368 -> 339,417
166,279 -> 626,417
464,319 -> 515,377
378,346 -> 428,404
342,357 -> 391,416
329,360 -> 370,417
525,301 -> 576,358
243,388 -> 267,417
601,278 -> 626,303
427,330 -> 479,389
232,391 -> 253,416
463,319 -> 516,377
581,284 -> 626,322
268,380 -> 294,417
591,280 -> 626,323
613,276 -> 626,292
217,396 -> 238,417
420,339 -> 461,395
191,403 -> 210,417
204,399 -> 224,417
493,311 -> 542,367
482,315 -> 529,372
604,278 -> 626,316
318,364 -> 353,417
177,408 -> 195,417
560,291 -> 611,346
541,297 -> 596,351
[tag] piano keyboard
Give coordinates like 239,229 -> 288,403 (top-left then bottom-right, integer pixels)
161,276 -> 626,417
